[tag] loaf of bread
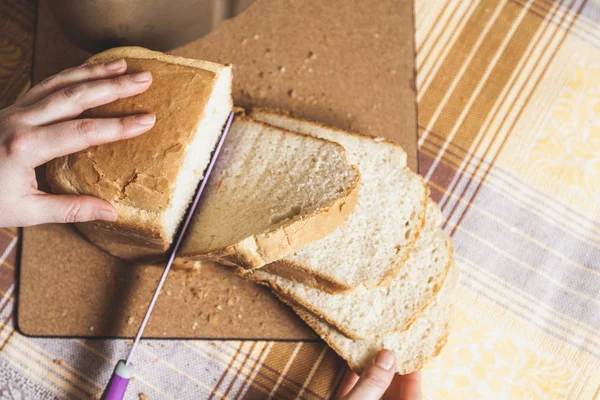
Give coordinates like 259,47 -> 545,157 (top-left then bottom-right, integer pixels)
47,48 -> 455,374
47,47 -> 233,262
248,109 -> 429,291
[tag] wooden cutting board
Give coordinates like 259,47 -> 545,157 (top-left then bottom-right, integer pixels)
17,0 -> 417,339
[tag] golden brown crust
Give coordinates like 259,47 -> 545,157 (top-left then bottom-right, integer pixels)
46,47 -> 231,262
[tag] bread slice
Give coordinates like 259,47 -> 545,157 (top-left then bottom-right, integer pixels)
279,266 -> 458,375
178,114 -> 360,268
47,46 -> 233,262
247,108 -> 428,291
241,201 -> 453,339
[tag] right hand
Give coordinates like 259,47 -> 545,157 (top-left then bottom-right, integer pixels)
335,350 -> 422,400
0,59 -> 155,228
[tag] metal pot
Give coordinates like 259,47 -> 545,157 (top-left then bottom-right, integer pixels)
47,0 -> 254,53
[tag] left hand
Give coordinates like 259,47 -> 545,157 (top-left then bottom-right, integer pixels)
0,59 -> 155,228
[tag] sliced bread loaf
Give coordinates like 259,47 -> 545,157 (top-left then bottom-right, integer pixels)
178,115 -> 360,269
278,266 -> 458,375
241,201 -> 453,339
47,46 -> 233,262
247,108 -> 428,291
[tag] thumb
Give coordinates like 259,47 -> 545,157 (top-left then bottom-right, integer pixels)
21,193 -> 118,226
344,350 -> 396,400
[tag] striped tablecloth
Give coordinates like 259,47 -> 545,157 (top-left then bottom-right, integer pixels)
1,0 -> 600,398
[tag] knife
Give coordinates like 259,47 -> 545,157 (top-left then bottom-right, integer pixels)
102,111 -> 234,400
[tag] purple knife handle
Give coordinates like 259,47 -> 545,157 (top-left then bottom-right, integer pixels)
102,360 -> 133,400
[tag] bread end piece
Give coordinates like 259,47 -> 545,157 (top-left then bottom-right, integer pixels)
192,181 -> 359,269
46,46 -> 233,263
179,115 -> 361,269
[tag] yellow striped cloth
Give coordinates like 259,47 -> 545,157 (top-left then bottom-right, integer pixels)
1,0 -> 600,398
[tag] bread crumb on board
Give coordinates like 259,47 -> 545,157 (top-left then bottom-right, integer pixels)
53,359 -> 63,366
191,287 -> 202,298
127,316 -> 135,325
139,393 -> 148,400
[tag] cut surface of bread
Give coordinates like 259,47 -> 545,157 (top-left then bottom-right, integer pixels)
249,108 -> 428,290
279,266 -> 458,375
178,115 -> 361,269
47,46 -> 233,262
242,201 -> 453,339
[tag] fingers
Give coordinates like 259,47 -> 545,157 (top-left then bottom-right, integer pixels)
15,59 -> 128,107
17,193 -> 117,227
21,71 -> 152,126
335,367 -> 360,399
344,350 -> 396,400
384,372 -> 422,400
23,113 -> 155,166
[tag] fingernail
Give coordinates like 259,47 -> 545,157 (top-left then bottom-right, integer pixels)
96,208 -> 118,221
130,71 -> 152,82
135,113 -> 156,125
105,59 -> 125,71
375,350 -> 395,371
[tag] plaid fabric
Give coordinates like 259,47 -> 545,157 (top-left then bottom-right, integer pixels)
1,0 -> 600,398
